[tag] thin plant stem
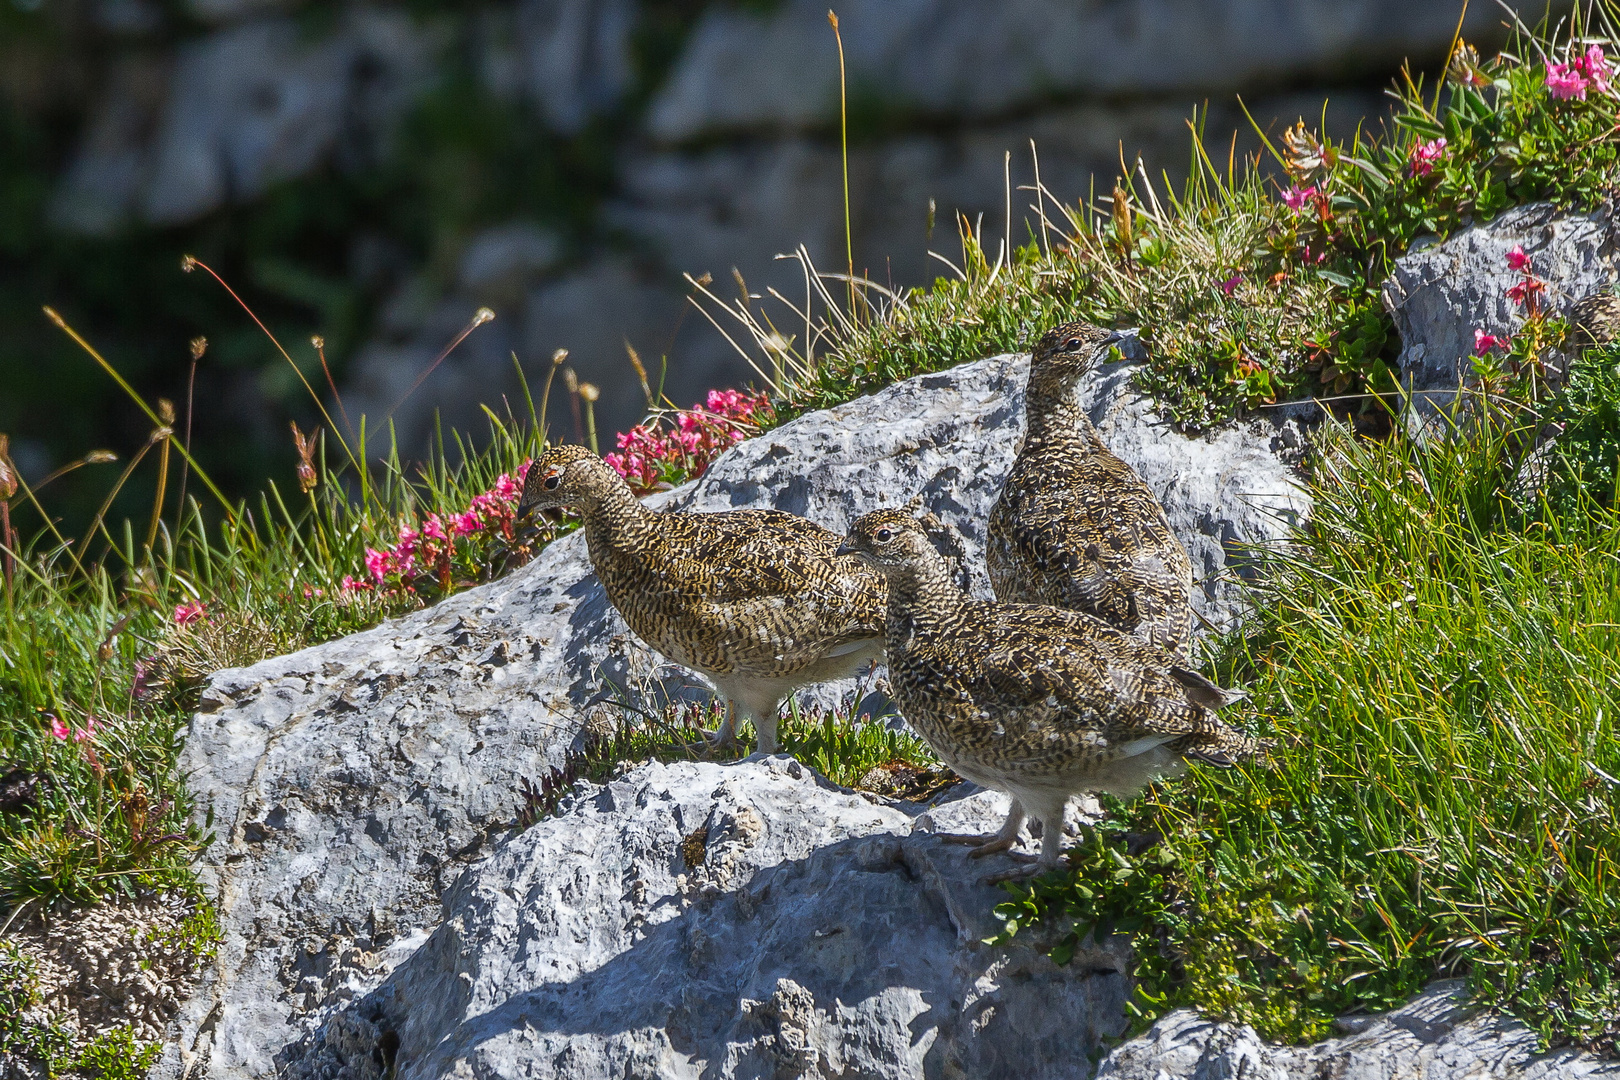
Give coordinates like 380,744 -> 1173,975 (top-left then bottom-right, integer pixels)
42,306 -> 234,520
828,9 -> 856,320
182,257 -> 360,474
538,348 -> 567,447
383,307 -> 496,426
0,499 -> 12,608
175,344 -> 199,537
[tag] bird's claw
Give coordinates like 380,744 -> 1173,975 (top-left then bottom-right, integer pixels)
937,832 -> 1030,860
978,861 -> 1053,886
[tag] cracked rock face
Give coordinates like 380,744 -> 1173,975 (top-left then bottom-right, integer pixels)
164,347 -> 1306,1077
1097,980 -> 1619,1080
279,758 -> 1131,1080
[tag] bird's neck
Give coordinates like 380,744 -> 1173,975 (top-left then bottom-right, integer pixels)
1024,377 -> 1106,453
575,474 -> 657,562
883,558 -> 972,641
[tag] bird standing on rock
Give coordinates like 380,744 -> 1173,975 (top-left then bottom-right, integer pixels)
518,445 -> 886,754
838,508 -> 1259,878
988,321 -> 1195,659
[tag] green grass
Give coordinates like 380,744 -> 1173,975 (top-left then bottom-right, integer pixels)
513,699 -> 947,828
993,385 -> 1620,1048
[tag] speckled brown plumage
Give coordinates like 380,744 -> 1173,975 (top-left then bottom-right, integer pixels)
988,321 -> 1194,659
840,508 -> 1258,872
1570,290 -> 1620,348
519,445 -> 886,753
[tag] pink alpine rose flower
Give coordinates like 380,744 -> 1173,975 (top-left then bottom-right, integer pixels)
1546,59 -> 1589,100
1583,45 -> 1613,94
1473,328 -> 1508,353
1409,137 -> 1446,177
1281,185 -> 1318,211
174,600 -> 207,625
1505,245 -> 1531,272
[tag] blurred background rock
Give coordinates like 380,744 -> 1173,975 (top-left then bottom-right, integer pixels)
0,0 -> 1529,520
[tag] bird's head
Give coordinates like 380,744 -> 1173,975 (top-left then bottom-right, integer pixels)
1028,320 -> 1122,391
834,508 -> 936,573
517,444 -> 605,519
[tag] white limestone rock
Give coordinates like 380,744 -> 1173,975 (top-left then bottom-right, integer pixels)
1384,201 -> 1620,415
164,346 -> 1306,1076
279,757 -> 1131,1080
1097,980 -> 1619,1080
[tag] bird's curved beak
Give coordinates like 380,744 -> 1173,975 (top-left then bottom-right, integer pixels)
515,497 -> 539,523
1102,329 -> 1124,346
833,539 -> 858,557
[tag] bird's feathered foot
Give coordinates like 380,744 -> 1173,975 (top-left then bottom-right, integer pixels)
978,860 -> 1054,886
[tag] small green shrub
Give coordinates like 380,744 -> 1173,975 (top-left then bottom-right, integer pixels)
1548,346 -> 1620,516
67,1025 -> 161,1080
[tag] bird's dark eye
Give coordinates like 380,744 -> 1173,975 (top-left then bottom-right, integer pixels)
543,473 -> 560,490
875,528 -> 893,543
1064,337 -> 1083,351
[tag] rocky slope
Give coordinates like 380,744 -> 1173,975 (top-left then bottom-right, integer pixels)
161,338 -> 1307,1077
278,758 -> 1620,1079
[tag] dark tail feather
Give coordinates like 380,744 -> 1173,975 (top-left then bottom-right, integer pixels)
1169,666 -> 1246,710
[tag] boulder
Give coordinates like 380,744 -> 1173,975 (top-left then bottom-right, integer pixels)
1384,201 -> 1620,414
54,11 -> 440,231
1097,980 -> 1616,1079
645,0 -> 1510,145
164,346 -> 1306,1077
272,761 -> 1617,1080
279,758 -> 1129,1079
515,0 -> 636,134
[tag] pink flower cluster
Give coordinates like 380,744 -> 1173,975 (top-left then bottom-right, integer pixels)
1473,328 -> 1509,353
1281,184 -> 1319,211
1504,244 -> 1546,310
48,713 -> 97,744
605,390 -> 773,496
1546,45 -> 1612,100
1409,137 -> 1447,177
173,600 -> 207,625
355,465 -> 529,593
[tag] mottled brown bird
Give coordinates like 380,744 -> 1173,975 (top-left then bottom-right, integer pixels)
987,321 -> 1194,659
519,445 -> 885,754
1570,289 -> 1620,349
839,508 -> 1257,875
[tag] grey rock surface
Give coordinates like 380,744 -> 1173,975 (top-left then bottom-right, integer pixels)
1096,980 -> 1620,1079
56,11 -> 439,230
280,757 -> 1129,1080
1384,201 -> 1620,413
166,347 -> 1306,1076
515,0 -> 635,133
646,0 -> 1506,144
